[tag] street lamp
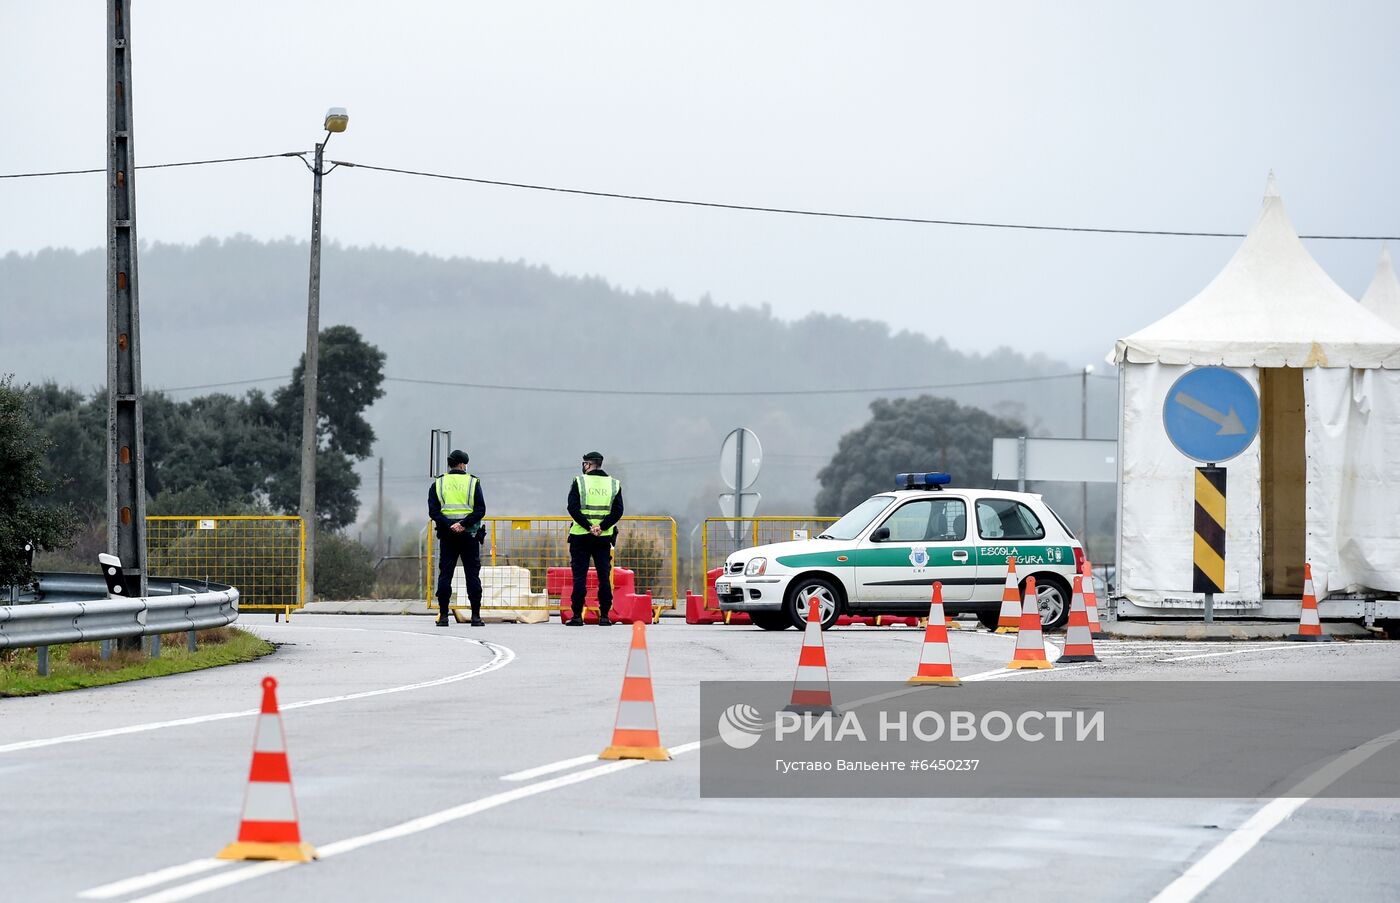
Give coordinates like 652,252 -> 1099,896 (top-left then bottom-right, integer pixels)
298,106 -> 349,604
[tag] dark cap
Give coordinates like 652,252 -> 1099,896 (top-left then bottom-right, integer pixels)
447,449 -> 469,466
581,451 -> 604,463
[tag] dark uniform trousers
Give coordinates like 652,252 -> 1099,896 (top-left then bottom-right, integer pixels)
568,533 -> 614,618
436,530 -> 483,620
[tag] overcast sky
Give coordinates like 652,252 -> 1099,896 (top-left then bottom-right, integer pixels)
4,1 -> 1398,372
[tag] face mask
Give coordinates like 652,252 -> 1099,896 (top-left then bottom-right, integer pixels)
581,464 -> 589,474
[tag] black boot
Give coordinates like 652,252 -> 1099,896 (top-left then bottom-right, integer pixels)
597,613 -> 614,626
470,606 -> 485,627
565,611 -> 584,626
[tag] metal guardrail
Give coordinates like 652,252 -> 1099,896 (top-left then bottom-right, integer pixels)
0,574 -> 239,650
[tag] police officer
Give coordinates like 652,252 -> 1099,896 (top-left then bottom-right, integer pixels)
565,451 -> 623,626
428,449 -> 486,627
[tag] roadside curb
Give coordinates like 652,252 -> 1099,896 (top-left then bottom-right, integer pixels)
1103,620 -> 1375,640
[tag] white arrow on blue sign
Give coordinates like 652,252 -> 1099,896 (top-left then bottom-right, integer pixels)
1162,367 -> 1261,463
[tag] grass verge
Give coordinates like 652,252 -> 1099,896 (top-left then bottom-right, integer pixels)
0,627 -> 274,697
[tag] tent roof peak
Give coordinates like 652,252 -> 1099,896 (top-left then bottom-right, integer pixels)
1112,175 -> 1400,368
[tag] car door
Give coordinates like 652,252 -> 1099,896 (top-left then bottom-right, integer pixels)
852,496 -> 976,608
973,496 -> 1055,600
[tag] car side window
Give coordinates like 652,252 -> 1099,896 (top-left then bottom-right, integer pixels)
879,499 -> 967,542
975,499 -> 1045,540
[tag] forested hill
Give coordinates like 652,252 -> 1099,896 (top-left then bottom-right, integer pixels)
2,237 -> 1115,526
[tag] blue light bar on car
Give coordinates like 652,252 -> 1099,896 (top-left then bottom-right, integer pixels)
896,472 -> 953,490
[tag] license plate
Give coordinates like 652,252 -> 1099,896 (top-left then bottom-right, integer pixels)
716,581 -> 730,594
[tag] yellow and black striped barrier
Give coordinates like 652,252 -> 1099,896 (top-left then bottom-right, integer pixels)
1193,466 -> 1226,593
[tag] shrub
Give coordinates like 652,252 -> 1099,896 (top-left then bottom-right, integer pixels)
315,531 -> 375,600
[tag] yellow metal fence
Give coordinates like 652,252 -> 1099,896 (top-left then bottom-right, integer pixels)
701,516 -> 839,583
146,515 -> 304,616
425,516 -> 679,610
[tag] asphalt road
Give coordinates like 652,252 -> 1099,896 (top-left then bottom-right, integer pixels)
2,616 -> 1397,903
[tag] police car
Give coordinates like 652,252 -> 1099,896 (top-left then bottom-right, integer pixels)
717,473 -> 1086,631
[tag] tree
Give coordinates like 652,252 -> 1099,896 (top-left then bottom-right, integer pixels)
268,325 -> 386,529
1,376 -> 79,586
814,395 -> 1029,515
21,382 -> 105,517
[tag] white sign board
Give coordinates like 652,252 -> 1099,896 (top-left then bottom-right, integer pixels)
992,437 -> 1118,484
718,492 -> 762,518
719,428 -> 763,491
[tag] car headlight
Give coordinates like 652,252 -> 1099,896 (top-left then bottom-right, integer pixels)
745,557 -> 767,576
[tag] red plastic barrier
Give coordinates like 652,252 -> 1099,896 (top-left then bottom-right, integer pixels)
556,592 -> 653,624
686,567 -> 752,625
550,567 -> 649,623
686,591 -> 724,624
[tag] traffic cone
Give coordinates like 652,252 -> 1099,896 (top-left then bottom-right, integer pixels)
217,677 -> 317,862
786,597 -> 834,712
1056,575 -> 1101,663
600,622 -> 672,760
909,583 -> 961,686
1081,562 -> 1103,635
1286,563 -> 1333,643
994,557 -> 1021,634
1006,577 -> 1052,670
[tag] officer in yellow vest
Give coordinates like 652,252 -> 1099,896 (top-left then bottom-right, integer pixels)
565,451 -> 624,626
428,449 -> 487,627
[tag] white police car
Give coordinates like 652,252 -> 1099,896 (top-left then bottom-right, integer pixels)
717,473 -> 1086,631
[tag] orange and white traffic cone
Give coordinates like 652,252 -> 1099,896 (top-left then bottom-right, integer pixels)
1006,577 -> 1052,670
217,677 -> 317,862
994,557 -> 1021,634
1286,563 -> 1333,643
787,598 -> 834,712
600,622 -> 672,760
1056,575 -> 1101,663
909,583 -> 960,686
1081,561 -> 1103,635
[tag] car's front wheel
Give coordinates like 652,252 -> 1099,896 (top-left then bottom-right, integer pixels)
785,577 -> 842,630
750,611 -> 791,631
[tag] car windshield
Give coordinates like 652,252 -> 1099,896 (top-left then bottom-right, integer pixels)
819,495 -> 894,541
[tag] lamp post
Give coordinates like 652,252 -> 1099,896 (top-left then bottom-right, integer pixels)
298,106 -> 349,604
1081,363 -> 1094,561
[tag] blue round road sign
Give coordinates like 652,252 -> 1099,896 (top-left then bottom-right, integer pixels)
1162,367 -> 1260,463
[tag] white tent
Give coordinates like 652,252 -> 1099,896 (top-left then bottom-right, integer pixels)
1111,176 -> 1400,611
1360,245 -> 1400,330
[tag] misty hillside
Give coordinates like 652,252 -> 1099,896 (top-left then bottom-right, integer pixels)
1,237 -> 1117,536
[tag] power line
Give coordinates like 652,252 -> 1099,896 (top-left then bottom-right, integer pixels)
152,369 -> 1121,397
384,372 -> 1087,397
153,376 -> 286,393
0,152 -> 303,180
4,152 -> 1394,240
335,159 -> 1400,241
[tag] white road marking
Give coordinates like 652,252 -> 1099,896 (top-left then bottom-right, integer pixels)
500,754 -> 601,782
86,661 -> 1056,901
2,631 -> 513,755
77,860 -> 232,900
1161,644 -> 1327,663
117,758 -> 656,903
1148,725 -> 1400,903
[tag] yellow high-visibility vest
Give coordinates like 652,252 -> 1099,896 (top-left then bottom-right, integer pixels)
436,472 -> 478,522
570,474 -> 620,536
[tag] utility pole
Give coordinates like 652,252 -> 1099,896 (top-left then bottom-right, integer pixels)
1081,365 -> 1093,560
107,0 -> 147,651
297,108 -> 348,605
377,457 -> 385,557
